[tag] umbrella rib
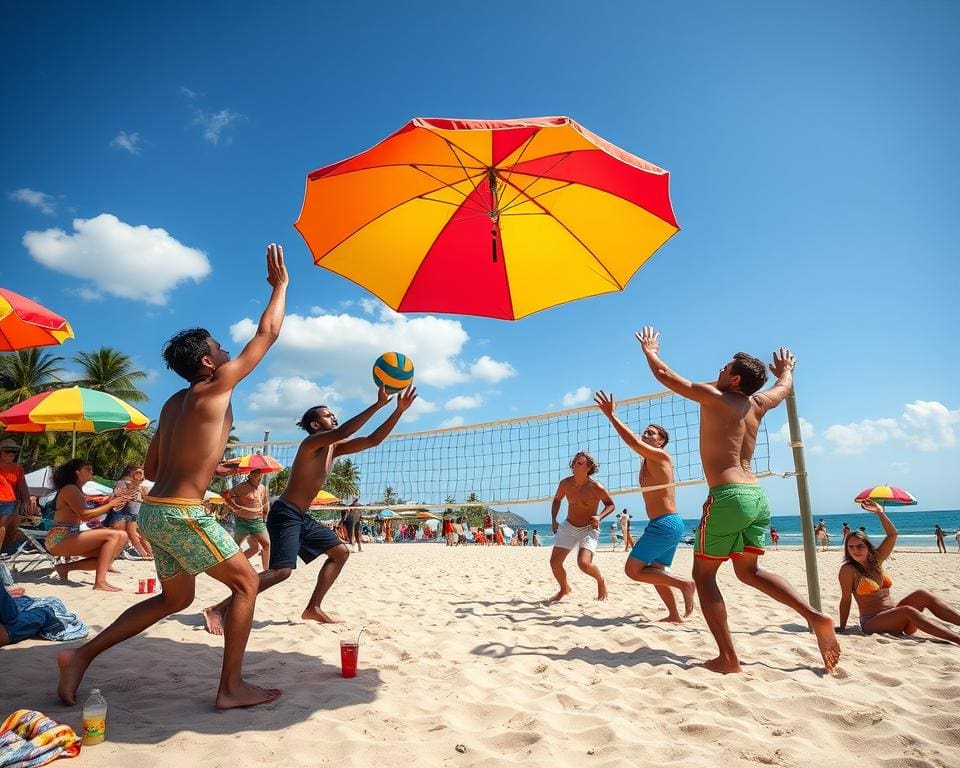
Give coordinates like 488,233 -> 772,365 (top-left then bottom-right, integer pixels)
498,175 -> 623,290
498,181 -> 575,214
497,151 -> 577,213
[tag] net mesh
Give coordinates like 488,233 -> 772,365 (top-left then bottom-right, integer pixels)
231,390 -> 771,508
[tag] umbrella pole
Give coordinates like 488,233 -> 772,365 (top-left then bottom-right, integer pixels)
71,429 -> 76,459
786,389 -> 822,611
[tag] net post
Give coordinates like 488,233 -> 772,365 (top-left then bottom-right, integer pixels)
786,388 -> 822,611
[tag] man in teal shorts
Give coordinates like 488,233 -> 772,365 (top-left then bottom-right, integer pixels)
637,326 -> 840,675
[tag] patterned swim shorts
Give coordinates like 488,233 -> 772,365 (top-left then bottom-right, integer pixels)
139,497 -> 239,581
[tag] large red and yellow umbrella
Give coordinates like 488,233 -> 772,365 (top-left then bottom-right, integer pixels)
0,288 -> 74,351
295,116 -> 679,320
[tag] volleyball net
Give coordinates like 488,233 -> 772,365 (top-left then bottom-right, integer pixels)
230,390 -> 772,509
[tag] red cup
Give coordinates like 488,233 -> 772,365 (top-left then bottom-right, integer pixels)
147,578 -> 157,593
340,641 -> 359,678
137,579 -> 146,594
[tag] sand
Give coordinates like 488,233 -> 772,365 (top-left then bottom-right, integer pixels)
2,544 -> 959,767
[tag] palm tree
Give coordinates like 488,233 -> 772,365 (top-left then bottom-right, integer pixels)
73,347 -> 148,403
80,426 -> 155,479
325,458 -> 360,501
0,348 -> 66,408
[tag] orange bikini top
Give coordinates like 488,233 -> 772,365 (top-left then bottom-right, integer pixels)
855,571 -> 893,596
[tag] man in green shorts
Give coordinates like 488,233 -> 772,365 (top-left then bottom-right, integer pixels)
224,468 -> 270,571
637,326 -> 840,675
57,243 -> 288,710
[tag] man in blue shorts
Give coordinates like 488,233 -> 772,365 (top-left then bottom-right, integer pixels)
204,385 -> 416,629
595,392 -> 695,623
637,327 -> 840,674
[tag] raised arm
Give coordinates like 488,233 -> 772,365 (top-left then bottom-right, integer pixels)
751,348 -> 796,415
335,387 -> 418,456
861,499 -> 897,561
303,387 -> 392,453
636,326 -> 724,406
207,243 -> 289,393
60,485 -> 132,521
594,390 -> 671,463
837,566 -> 855,632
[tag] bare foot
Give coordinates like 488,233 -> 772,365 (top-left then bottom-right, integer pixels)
93,581 -> 122,592
215,681 -> 282,710
810,613 -> 841,672
682,583 -> 696,617
701,656 -> 741,674
54,564 -> 71,582
596,578 -> 607,601
658,614 -> 683,624
204,606 -> 226,636
57,648 -> 90,705
548,586 -> 571,604
301,607 -> 342,623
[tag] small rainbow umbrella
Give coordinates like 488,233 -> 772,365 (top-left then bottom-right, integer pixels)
0,385 -> 149,456
854,485 -> 918,507
0,288 -> 74,351
217,453 -> 283,477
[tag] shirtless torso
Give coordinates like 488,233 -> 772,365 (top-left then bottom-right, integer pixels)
228,478 -> 268,518
556,476 -> 612,528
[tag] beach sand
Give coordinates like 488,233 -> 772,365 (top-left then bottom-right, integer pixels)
2,544 -> 959,767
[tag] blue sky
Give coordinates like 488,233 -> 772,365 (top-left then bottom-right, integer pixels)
2,1 -> 958,521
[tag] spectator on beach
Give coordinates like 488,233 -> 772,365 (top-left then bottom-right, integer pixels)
770,527 -> 779,550
956,529 -> 960,552
46,459 -> 132,591
934,526 -> 946,554
841,522 -> 851,543
815,522 -> 830,551
609,521 -> 620,552
0,438 -> 31,561
109,465 -> 153,560
839,499 -> 960,644
345,503 -> 363,553
532,529 -> 541,547
223,469 -> 270,571
619,509 -> 635,551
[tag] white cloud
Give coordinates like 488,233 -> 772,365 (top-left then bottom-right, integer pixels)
9,188 -> 56,215
771,417 -> 815,443
359,298 -> 379,315
823,400 -> 960,455
470,355 -> 516,383
440,416 -> 465,428
23,213 -> 210,305
562,386 -> 592,407
445,395 -> 483,411
404,397 -> 438,423
193,108 -> 242,144
110,131 -> 143,155
180,86 -> 197,99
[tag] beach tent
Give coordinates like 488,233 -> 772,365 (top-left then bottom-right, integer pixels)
24,466 -> 54,496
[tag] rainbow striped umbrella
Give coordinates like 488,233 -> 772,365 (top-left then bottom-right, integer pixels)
218,453 -> 283,476
296,116 -> 679,320
854,485 -> 918,507
0,386 -> 149,456
0,288 -> 74,351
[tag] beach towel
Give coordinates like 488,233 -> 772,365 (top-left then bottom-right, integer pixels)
0,710 -> 81,767
13,597 -> 88,642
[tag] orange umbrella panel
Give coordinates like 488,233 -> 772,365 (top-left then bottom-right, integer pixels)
0,288 -> 74,351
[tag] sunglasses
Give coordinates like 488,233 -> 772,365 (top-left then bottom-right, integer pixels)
847,543 -> 868,551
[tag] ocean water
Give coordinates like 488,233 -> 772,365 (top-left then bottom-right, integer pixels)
516,509 -> 960,550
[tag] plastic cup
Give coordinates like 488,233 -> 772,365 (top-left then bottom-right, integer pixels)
340,640 -> 359,678
147,578 -> 157,593
137,579 -> 146,594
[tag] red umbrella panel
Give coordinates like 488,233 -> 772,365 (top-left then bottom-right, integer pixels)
0,288 -> 74,351
217,453 -> 283,477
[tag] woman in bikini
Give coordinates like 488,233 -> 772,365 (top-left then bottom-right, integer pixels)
108,464 -> 154,560
838,498 -> 960,644
46,458 -> 133,592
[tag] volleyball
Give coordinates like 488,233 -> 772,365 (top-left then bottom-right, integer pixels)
372,352 -> 414,393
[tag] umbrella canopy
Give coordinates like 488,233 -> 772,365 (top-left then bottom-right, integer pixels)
296,116 -> 679,320
378,509 -> 399,519
24,465 -> 55,496
309,490 -> 341,508
0,288 -> 74,351
217,453 -> 283,476
855,485 -> 917,507
204,490 -> 226,504
411,511 -> 440,520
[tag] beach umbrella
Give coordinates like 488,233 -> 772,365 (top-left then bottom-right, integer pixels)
411,510 -> 440,520
854,485 -> 917,507
217,453 -> 283,476
204,490 -> 226,504
295,116 -> 679,320
309,490 -> 341,508
378,509 -> 399,519
0,385 -> 149,456
0,288 -> 74,351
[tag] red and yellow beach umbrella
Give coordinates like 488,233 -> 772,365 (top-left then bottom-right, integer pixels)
854,485 -> 918,507
218,453 -> 284,476
309,490 -> 340,508
296,116 -> 679,320
0,288 -> 74,351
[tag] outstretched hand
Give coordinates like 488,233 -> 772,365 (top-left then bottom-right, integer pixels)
635,326 -> 661,356
266,243 -> 289,289
375,384 -> 391,408
859,498 -> 883,514
594,390 -> 615,417
770,347 -> 796,377
395,386 -> 418,412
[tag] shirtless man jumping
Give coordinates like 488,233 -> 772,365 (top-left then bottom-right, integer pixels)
548,452 -> 616,603
204,385 -> 416,630
224,469 -> 270,571
637,327 -> 840,674
57,244 -> 288,710
595,391 -> 696,623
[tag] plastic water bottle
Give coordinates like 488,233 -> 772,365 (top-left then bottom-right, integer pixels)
82,689 -> 107,745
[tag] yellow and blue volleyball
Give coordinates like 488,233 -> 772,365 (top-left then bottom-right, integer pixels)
372,352 -> 414,393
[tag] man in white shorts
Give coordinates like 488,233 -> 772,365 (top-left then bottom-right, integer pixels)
548,451 -> 616,603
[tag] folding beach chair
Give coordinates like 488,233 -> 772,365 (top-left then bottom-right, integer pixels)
0,528 -> 59,576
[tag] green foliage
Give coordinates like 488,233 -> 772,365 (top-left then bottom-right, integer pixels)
269,467 -> 290,496
73,347 -> 148,403
324,458 -> 360,501
0,348 -> 66,408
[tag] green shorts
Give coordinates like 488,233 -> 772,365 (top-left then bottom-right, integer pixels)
233,516 -> 268,539
139,498 -> 240,581
695,483 -> 771,561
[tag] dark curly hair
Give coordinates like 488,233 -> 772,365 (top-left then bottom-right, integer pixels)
648,423 -> 670,447
163,327 -> 212,381
730,352 -> 768,395
296,405 -> 328,435
53,458 -> 92,489
569,451 -> 599,476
